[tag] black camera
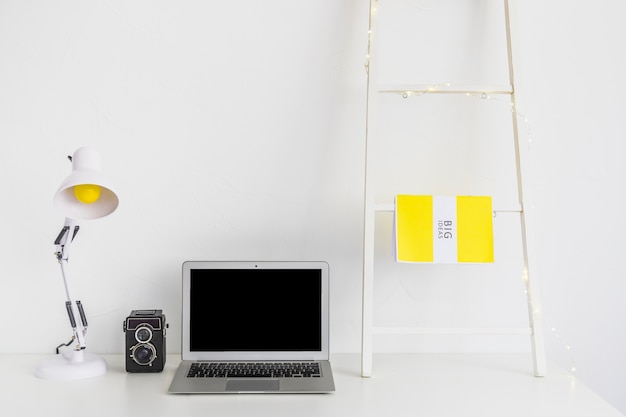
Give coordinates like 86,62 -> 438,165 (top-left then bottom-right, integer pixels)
123,310 -> 167,372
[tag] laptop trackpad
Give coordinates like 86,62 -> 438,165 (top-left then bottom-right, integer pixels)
226,379 -> 280,392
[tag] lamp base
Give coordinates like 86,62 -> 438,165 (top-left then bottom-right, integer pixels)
35,350 -> 107,380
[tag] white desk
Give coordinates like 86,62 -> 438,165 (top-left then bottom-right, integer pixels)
1,353 -> 623,417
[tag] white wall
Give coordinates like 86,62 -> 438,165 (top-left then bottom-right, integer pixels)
1,0 -> 625,414
514,1 -> 626,413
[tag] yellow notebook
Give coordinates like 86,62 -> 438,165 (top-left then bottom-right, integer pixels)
394,195 -> 494,263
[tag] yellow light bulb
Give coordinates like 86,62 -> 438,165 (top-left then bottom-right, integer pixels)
74,184 -> 101,204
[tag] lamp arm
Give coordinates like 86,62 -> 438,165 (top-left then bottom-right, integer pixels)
54,218 -> 88,351
54,218 -> 80,263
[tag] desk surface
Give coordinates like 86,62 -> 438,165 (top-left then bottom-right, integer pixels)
1,353 -> 623,417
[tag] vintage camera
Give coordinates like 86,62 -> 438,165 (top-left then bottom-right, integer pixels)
123,310 -> 167,372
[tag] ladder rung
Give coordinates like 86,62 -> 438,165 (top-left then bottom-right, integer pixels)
373,327 -> 533,336
374,203 -> 394,212
373,203 -> 522,213
378,84 -> 513,96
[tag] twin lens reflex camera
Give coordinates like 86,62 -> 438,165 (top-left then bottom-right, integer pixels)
123,309 -> 167,372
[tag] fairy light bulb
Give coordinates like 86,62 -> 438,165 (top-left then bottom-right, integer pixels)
74,184 -> 101,204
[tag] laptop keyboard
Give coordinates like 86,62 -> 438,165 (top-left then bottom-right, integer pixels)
187,362 -> 322,378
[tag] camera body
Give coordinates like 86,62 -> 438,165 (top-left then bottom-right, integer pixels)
123,309 -> 167,373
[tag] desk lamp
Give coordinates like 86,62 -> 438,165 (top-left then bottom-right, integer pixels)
35,146 -> 119,380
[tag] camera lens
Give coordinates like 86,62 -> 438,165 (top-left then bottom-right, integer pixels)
131,343 -> 156,366
135,326 -> 152,343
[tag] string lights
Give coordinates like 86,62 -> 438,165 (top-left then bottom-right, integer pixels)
551,327 -> 578,376
393,86 -> 576,377
396,83 -> 534,149
365,0 -> 574,377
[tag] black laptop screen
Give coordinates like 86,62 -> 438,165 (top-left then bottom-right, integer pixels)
189,268 -> 322,352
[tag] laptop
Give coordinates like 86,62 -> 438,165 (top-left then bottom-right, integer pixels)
168,261 -> 335,394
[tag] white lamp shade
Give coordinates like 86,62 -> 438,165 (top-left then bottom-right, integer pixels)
53,147 -> 119,220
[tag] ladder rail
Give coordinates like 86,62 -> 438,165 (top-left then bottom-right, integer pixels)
361,0 -> 380,379
504,0 -> 547,377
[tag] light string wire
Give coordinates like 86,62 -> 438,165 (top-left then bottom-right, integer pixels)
393,86 -> 577,376
365,0 -> 575,375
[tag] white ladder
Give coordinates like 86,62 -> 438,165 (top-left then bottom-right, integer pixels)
361,0 -> 547,377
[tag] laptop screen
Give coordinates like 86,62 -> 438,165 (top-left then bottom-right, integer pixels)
181,261 -> 330,361
189,268 -> 322,351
